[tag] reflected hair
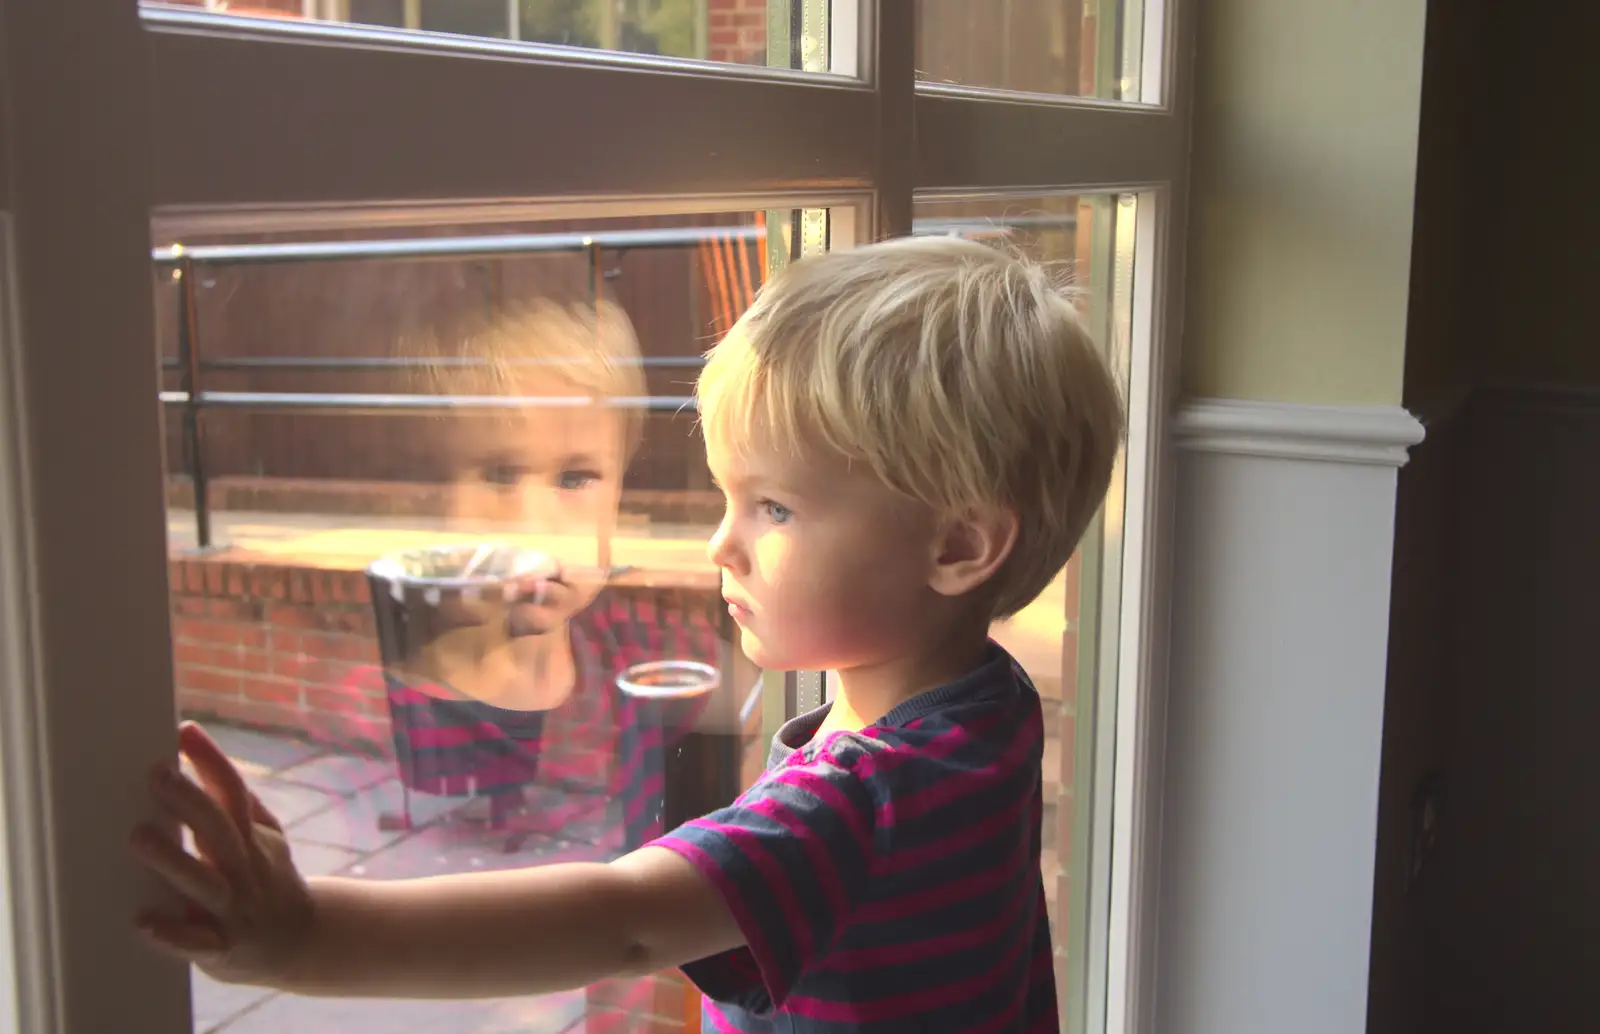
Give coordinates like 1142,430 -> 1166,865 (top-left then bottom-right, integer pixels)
402,299 -> 649,460
696,235 -> 1125,618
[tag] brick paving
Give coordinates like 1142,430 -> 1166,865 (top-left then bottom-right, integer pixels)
189,724 -> 601,1034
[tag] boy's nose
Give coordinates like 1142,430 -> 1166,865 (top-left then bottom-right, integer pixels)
520,484 -> 562,526
706,517 -> 745,573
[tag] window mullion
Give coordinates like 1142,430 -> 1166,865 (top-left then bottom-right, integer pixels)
868,0 -> 914,239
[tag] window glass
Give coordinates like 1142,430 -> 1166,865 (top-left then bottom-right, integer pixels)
420,0 -> 510,39
914,192 -> 1139,1033
916,0 -> 1149,101
146,0 -> 853,75
155,207 -> 823,1034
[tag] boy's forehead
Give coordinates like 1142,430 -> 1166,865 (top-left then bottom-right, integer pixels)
706,433 -> 863,496
708,434 -> 791,483
452,400 -> 626,460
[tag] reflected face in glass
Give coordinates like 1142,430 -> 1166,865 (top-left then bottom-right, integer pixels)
398,372 -> 630,709
442,373 -> 629,635
705,431 -> 941,673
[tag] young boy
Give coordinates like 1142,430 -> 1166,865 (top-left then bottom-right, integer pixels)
132,235 -> 1125,1032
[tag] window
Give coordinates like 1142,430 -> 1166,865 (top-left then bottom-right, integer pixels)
158,207 -> 824,1034
0,4 -> 1188,1034
916,0 -> 1151,101
153,0 -> 849,72
913,192 -> 1142,1034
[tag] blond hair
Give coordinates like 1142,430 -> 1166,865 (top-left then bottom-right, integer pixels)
697,236 -> 1124,618
406,299 -> 648,459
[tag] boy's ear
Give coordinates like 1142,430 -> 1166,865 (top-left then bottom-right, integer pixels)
927,505 -> 1019,600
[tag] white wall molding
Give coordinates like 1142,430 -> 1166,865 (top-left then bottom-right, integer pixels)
1154,396 -> 1416,1034
1172,398 -> 1424,467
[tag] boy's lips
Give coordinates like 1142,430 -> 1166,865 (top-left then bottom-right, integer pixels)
512,574 -> 563,598
723,591 -> 754,621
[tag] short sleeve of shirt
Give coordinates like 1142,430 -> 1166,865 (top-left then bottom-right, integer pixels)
650,738 -> 880,1011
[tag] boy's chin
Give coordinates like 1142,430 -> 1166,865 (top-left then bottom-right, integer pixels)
734,628 -> 773,669
505,583 -> 600,637
507,603 -> 565,638
736,629 -> 807,674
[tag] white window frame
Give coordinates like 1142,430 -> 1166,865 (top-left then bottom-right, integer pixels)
0,1 -> 1192,1032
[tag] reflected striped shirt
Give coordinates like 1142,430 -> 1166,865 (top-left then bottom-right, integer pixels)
376,589 -> 722,850
653,643 -> 1057,1033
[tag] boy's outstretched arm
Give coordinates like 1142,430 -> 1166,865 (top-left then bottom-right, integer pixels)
287,848 -> 739,998
132,722 -> 744,999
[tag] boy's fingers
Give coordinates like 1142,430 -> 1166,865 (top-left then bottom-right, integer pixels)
176,722 -> 287,836
178,723 -> 257,842
134,910 -> 227,960
247,790 -> 284,835
150,766 -> 250,883
130,824 -> 234,919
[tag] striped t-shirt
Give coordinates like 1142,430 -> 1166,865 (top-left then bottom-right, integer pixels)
653,643 -> 1057,1033
375,589 -> 726,850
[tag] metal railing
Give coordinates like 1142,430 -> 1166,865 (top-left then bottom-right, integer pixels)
155,225 -> 774,549
155,215 -> 1075,549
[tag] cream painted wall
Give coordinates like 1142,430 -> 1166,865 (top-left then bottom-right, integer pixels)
1182,0 -> 1428,405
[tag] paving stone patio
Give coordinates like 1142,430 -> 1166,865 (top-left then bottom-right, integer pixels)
188,724 -> 608,1034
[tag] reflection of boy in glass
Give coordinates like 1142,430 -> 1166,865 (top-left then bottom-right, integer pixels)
378,301 -> 739,854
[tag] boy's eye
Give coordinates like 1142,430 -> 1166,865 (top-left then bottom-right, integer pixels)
483,461 -> 530,488
558,468 -> 602,491
761,500 -> 794,524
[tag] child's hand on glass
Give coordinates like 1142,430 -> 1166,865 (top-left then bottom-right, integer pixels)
129,722 -> 314,987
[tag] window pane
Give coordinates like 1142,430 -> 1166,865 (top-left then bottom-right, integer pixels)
147,0 -> 854,76
916,0 -> 1148,101
155,206 -> 817,1034
421,0 -> 511,39
348,0 -> 404,27
913,192 -> 1138,1034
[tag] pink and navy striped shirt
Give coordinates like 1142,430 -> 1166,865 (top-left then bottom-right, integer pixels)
653,644 -> 1058,1033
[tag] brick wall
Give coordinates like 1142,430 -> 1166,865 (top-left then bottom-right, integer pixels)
170,555 -> 726,751
159,0 -> 305,17
1044,558 -> 1081,993
706,0 -> 766,65
170,558 -> 388,751
1047,693 -> 1076,993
